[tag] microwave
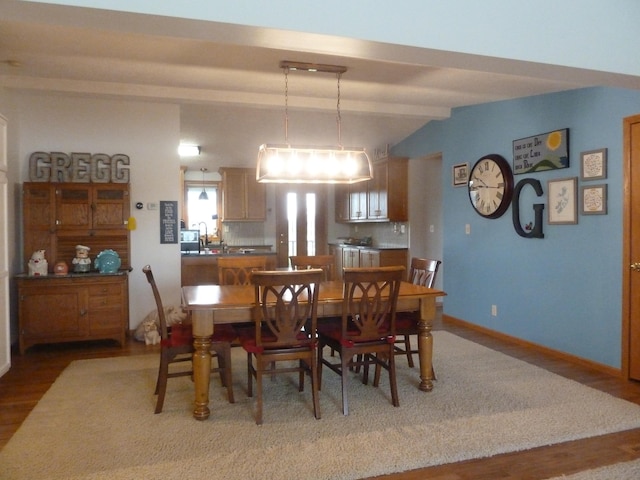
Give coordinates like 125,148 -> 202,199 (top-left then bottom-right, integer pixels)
180,229 -> 200,253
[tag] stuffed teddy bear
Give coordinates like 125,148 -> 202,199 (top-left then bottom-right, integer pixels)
28,250 -> 48,276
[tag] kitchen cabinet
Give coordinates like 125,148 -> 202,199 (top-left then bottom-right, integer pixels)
219,167 -> 266,221
331,245 -> 408,279
335,156 -> 408,223
17,272 -> 129,353
23,182 -> 131,271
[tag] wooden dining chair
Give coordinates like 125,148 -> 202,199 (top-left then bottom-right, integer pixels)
289,254 -> 335,281
142,265 -> 235,413
317,266 -> 404,415
217,255 -> 268,286
394,257 -> 441,371
241,268 -> 323,424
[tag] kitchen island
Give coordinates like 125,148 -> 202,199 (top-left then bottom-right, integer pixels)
181,247 -> 276,286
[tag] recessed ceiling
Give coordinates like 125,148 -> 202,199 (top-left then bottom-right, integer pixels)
0,2 -> 627,172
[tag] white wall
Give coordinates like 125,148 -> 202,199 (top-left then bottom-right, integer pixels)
10,92 -> 182,331
408,154 -> 443,291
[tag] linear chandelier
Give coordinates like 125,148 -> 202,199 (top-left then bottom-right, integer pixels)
256,61 -> 372,184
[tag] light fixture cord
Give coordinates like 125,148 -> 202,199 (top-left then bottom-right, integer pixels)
336,72 -> 342,147
284,66 -> 289,145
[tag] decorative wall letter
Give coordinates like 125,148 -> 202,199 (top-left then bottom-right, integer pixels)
512,178 -> 545,238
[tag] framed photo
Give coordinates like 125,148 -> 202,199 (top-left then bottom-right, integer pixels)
452,163 -> 468,187
580,148 -> 607,181
581,183 -> 608,215
547,177 -> 578,225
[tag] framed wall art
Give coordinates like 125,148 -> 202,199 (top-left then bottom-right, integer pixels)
512,128 -> 569,175
580,148 -> 607,181
547,177 -> 578,225
581,183 -> 607,215
452,163 -> 468,187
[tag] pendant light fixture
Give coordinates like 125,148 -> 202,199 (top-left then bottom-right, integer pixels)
256,61 -> 372,184
199,167 -> 208,200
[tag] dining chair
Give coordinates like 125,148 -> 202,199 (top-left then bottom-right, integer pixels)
289,254 -> 335,281
394,257 -> 441,371
142,265 -> 235,413
317,266 -> 404,415
241,268 -> 323,424
217,255 -> 268,285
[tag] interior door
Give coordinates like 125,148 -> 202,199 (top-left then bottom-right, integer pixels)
623,114 -> 640,380
275,185 -> 328,267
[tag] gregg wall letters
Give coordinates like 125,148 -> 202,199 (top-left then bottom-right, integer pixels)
29,152 -> 130,183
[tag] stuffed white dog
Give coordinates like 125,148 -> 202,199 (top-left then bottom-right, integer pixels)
134,305 -> 187,342
143,320 -> 161,345
28,250 -> 48,276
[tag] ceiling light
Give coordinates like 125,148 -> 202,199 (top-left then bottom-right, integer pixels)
199,167 -> 208,200
179,144 -> 201,157
256,61 -> 372,184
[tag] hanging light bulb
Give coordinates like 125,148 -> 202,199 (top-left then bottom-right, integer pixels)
199,167 -> 208,200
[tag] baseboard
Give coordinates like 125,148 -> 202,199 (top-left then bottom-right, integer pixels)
442,314 -> 621,378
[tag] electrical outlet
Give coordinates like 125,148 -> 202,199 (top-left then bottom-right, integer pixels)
465,224 -> 471,235
491,305 -> 497,316
429,224 -> 435,233
400,224 -> 406,234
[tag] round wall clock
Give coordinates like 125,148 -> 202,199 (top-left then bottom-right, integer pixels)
468,154 -> 514,219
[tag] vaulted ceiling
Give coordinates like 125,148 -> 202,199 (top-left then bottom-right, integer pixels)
0,2 -> 630,172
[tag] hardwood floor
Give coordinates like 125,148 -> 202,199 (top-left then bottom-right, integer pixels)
2,314 -> 640,479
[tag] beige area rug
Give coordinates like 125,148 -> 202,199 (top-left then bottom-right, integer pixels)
2,331 -> 640,480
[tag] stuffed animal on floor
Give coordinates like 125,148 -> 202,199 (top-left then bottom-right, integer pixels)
133,305 -> 187,342
143,320 -> 161,345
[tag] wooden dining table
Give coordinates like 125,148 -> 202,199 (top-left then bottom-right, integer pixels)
181,280 -> 446,420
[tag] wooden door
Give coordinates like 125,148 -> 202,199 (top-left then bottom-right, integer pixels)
93,185 -> 129,228
275,185 -> 328,267
623,114 -> 640,379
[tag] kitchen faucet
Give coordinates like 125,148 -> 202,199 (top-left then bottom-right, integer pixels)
198,222 -> 208,247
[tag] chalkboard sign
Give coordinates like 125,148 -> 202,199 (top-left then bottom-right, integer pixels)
160,201 -> 178,244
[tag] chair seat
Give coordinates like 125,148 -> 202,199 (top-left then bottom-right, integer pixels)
316,323 -> 395,347
241,332 -> 314,354
161,323 -> 237,348
394,312 -> 419,332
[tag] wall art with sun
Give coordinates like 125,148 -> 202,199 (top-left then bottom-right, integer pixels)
512,128 -> 569,175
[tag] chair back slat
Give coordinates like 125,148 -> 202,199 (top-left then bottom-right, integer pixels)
289,254 -> 335,281
408,258 -> 441,288
342,266 -> 404,341
252,269 -> 323,348
218,255 -> 268,285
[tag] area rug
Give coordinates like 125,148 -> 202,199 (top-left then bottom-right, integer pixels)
2,331 -> 640,480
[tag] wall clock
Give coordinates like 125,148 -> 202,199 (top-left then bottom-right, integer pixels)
468,154 -> 514,219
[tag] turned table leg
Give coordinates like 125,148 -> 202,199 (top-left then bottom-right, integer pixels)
417,295 -> 436,392
191,310 -> 213,420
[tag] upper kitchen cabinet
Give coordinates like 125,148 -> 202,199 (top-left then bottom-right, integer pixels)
55,183 -> 130,230
219,167 -> 266,221
335,156 -> 408,223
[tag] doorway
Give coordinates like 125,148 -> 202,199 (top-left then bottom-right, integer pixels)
623,114 -> 640,380
275,185 -> 328,267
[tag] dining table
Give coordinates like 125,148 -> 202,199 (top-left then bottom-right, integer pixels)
181,279 -> 446,420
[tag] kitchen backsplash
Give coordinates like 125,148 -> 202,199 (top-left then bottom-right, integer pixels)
221,222 -> 269,246
348,222 -> 410,248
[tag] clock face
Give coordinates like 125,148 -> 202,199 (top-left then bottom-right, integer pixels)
468,154 -> 514,219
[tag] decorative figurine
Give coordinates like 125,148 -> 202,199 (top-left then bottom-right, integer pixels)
53,261 -> 69,275
72,245 -> 91,273
28,250 -> 48,276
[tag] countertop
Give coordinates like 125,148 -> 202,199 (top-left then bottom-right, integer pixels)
329,243 -> 408,250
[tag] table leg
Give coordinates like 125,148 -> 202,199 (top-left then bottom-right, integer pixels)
191,310 -> 214,420
417,296 -> 436,392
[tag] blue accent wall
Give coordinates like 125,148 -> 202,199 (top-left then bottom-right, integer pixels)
394,87 -> 640,368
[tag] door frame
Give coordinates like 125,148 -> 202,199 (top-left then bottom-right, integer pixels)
622,113 -> 640,379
